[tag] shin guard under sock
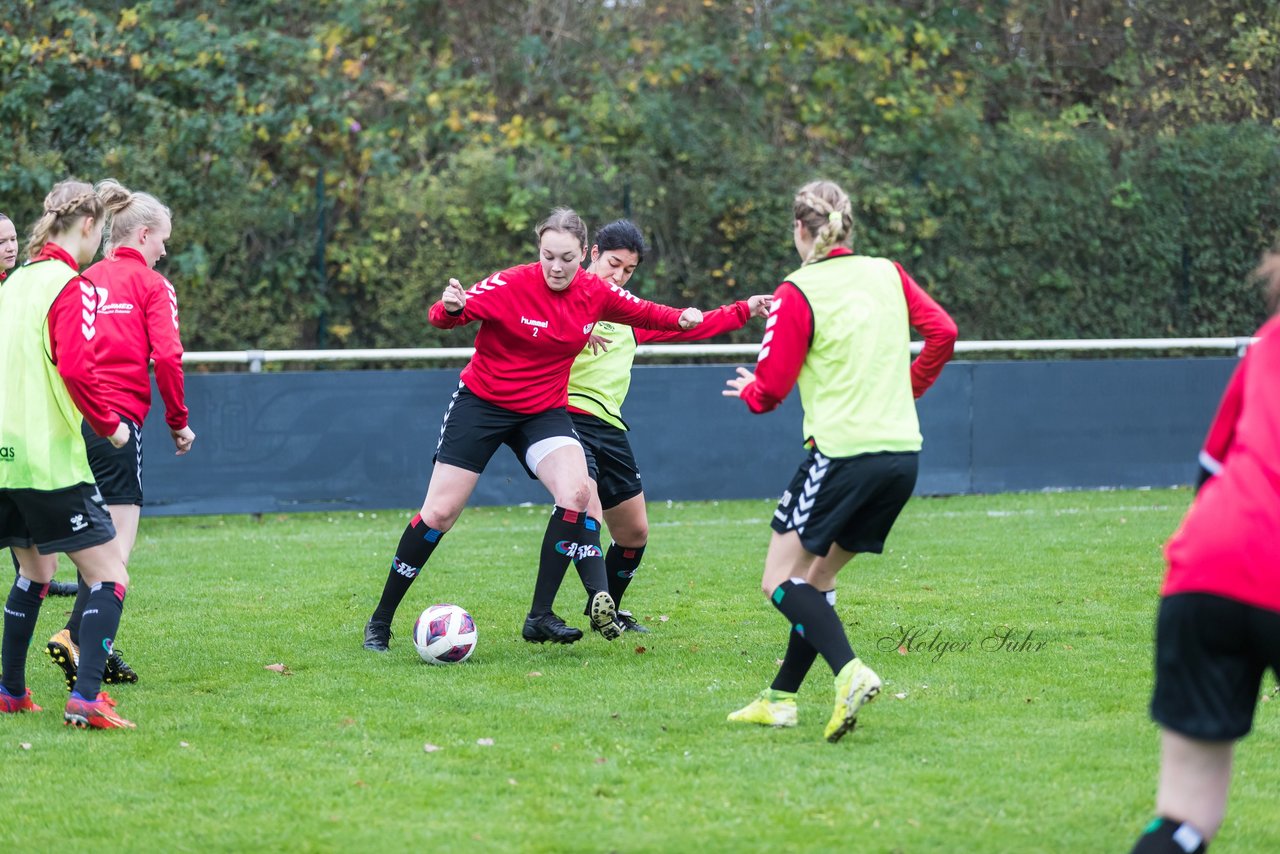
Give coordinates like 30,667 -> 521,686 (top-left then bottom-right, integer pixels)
371,514 -> 445,624
568,516 -> 609,613
1,577 -> 49,696
532,506 -> 600,616
770,580 -> 854,676
605,543 -> 645,607
74,581 -> 126,699
771,589 -> 836,693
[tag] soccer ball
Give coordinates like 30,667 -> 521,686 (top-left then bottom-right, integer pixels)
412,604 -> 477,664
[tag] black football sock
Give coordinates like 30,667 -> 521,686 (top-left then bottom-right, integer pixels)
530,506 -> 588,617
770,579 -> 854,676
1131,818 -> 1207,853
1,576 -> 48,697
770,588 -> 835,693
569,516 -> 610,614
73,581 -> 126,699
605,542 -> 645,607
371,514 -> 445,624
65,570 -> 89,645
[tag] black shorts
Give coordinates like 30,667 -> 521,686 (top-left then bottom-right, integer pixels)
1151,593 -> 1280,741
771,449 -> 918,556
434,385 -> 581,479
82,418 -> 143,506
0,483 -> 117,554
570,413 -> 643,510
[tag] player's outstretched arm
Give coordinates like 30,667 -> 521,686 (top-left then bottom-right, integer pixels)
429,278 -> 471,328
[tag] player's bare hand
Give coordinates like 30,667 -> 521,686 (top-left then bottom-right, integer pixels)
442,278 -> 467,312
107,422 -> 130,449
587,332 -> 611,355
678,307 -> 703,330
172,425 -> 196,456
722,366 -> 755,398
747,294 -> 773,318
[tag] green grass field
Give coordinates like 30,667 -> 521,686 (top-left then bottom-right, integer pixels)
4,489 -> 1278,852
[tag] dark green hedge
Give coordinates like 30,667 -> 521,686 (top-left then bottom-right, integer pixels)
2,1 -> 1276,352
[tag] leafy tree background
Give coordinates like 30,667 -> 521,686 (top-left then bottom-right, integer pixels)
2,0 -> 1277,351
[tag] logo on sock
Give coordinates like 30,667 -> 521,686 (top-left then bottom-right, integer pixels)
391,557 -> 420,578
555,541 -> 602,560
102,637 -> 114,653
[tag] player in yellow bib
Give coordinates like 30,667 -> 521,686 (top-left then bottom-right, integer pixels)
725,180 -> 957,742
525,219 -> 769,637
0,180 -> 137,729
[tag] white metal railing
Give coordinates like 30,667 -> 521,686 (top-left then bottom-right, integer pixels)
182,337 -> 1257,372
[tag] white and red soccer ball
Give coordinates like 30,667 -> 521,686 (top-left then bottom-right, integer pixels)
412,604 -> 477,664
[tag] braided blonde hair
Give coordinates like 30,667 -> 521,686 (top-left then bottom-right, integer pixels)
96,179 -> 171,256
25,180 -> 106,260
793,180 -> 854,266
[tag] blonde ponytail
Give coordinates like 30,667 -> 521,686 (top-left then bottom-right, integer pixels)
793,180 -> 854,266
96,179 -> 171,256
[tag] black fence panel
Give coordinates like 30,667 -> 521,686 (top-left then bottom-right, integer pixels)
139,358 -> 1237,516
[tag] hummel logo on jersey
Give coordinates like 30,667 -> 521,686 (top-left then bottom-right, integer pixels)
758,297 -> 782,362
582,323 -> 595,334
392,557 -> 420,579
521,316 -> 549,329
555,541 -> 602,560
69,513 -> 88,532
467,271 -> 508,295
608,284 -> 641,304
79,281 -> 98,341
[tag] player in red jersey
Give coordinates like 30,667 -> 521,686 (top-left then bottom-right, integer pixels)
363,208 -> 702,651
0,180 -> 136,729
724,180 -> 956,742
1129,256 -> 1280,854
44,181 -> 196,692
559,219 -> 772,635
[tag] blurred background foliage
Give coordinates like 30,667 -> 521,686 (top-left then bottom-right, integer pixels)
1,0 -> 1277,350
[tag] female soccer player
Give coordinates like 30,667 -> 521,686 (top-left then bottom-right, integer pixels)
0,212 -> 17,278
1128,256 -> 1280,854
363,208 -> 702,651
0,180 -> 136,729
4,210 -> 78,597
555,218 -> 771,634
45,180 -> 196,692
724,180 -> 957,742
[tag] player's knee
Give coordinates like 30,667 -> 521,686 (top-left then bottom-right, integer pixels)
419,508 -> 458,533
557,479 -> 592,512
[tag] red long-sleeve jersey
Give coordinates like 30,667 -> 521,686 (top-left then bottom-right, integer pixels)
634,300 -> 751,344
429,262 -> 686,413
82,247 -> 188,430
1163,314 -> 1280,612
35,244 -> 121,437
741,250 -> 958,413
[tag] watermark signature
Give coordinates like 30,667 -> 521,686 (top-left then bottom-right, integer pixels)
877,625 -> 1048,662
